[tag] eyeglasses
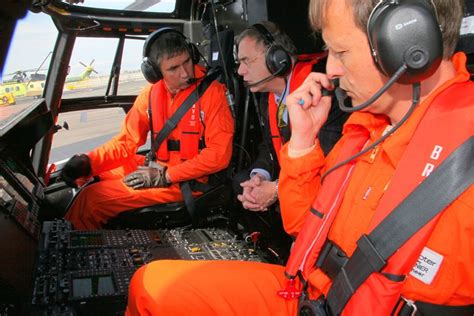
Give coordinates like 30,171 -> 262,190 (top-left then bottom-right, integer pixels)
236,55 -> 261,67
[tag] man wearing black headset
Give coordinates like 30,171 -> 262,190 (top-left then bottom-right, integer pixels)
234,21 -> 348,214
61,28 -> 234,230
127,1 -> 473,315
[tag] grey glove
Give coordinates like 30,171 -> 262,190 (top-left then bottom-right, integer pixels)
123,162 -> 169,189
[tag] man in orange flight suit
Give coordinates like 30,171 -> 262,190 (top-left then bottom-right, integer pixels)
126,1 -> 473,315
61,29 -> 234,230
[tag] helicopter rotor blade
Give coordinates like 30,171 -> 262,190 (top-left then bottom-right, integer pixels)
79,61 -> 88,68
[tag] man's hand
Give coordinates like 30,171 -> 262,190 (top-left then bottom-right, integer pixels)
237,175 -> 277,211
238,180 -> 259,210
247,179 -> 278,210
60,154 -> 91,188
286,72 -> 334,150
123,162 -> 168,189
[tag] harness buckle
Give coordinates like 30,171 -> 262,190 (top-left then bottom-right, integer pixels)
315,240 -> 349,280
401,297 -> 418,316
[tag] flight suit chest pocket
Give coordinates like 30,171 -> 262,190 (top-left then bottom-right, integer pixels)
351,162 -> 393,212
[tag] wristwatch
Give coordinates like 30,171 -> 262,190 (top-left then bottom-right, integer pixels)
274,179 -> 279,200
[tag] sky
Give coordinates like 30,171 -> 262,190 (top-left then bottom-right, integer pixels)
2,0 -> 175,81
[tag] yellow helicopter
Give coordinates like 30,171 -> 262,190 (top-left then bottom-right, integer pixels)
64,59 -> 99,90
0,59 -> 98,99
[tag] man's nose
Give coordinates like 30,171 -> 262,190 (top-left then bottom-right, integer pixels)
179,65 -> 190,78
325,53 -> 344,79
237,63 -> 246,76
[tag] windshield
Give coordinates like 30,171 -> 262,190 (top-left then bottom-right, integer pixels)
63,0 -> 176,12
1,1 -> 177,164
0,11 -> 55,114
1,0 -> 177,107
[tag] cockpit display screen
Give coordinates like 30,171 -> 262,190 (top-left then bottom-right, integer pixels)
72,274 -> 116,298
69,233 -> 104,247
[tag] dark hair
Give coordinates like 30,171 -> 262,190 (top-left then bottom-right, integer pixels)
149,31 -> 190,67
308,0 -> 464,59
236,21 -> 297,58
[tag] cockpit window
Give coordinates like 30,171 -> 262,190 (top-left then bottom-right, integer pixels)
62,36 -> 147,98
63,0 -> 176,13
0,11 -> 56,108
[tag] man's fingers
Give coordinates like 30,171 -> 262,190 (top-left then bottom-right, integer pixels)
241,190 -> 257,203
124,177 -> 144,190
123,176 -> 135,185
123,172 -> 144,188
123,172 -> 137,182
242,200 -> 261,210
132,183 -> 144,190
289,72 -> 334,109
252,175 -> 262,185
242,186 -> 257,200
238,190 -> 257,204
241,181 -> 257,188
248,206 -> 268,212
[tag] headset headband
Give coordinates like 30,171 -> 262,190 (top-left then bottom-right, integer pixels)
143,27 -> 186,59
251,23 -> 275,46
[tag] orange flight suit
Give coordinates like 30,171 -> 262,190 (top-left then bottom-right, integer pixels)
279,52 -> 474,310
65,66 -> 234,230
126,54 -> 472,315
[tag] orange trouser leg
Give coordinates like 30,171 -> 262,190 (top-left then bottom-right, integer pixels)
126,260 -> 299,316
64,180 -> 184,230
64,164 -> 185,230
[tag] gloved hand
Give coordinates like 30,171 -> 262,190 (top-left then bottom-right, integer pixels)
123,162 -> 169,189
60,154 -> 91,188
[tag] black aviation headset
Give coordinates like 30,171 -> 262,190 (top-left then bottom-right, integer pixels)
327,0 -> 444,179
336,0 -> 444,112
141,27 -> 201,84
250,23 -> 292,81
367,0 -> 443,84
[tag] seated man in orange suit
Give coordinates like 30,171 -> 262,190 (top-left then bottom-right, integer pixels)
61,28 -> 234,230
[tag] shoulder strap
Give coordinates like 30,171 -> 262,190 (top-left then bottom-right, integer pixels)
326,136 -> 474,315
146,70 -> 220,165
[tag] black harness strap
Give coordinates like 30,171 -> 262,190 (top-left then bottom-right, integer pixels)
326,136 -> 474,315
179,181 -> 195,222
145,70 -> 220,165
395,297 -> 474,316
166,139 -> 206,152
146,70 -> 220,224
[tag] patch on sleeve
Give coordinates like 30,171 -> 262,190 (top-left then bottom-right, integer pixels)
409,247 -> 444,285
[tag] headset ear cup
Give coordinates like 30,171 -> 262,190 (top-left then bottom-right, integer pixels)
141,58 -> 161,84
367,0 -> 443,84
188,43 -> 201,65
266,45 -> 292,77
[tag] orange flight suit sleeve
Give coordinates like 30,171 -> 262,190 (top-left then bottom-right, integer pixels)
87,86 -> 152,175
278,141 -> 325,237
278,136 -> 348,236
166,81 -> 234,182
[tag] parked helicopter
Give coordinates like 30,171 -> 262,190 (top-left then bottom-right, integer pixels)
0,60 -> 98,99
